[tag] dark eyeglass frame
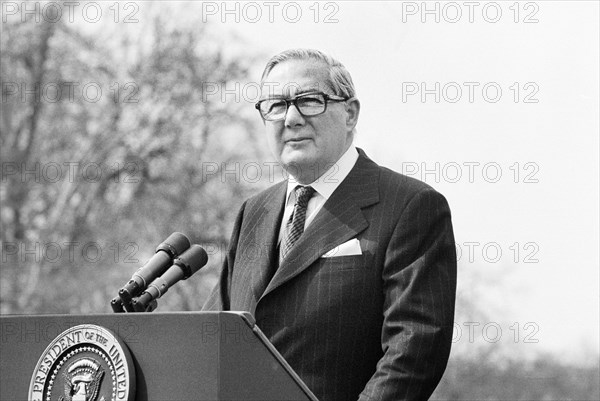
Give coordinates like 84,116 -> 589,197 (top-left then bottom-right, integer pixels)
255,91 -> 349,121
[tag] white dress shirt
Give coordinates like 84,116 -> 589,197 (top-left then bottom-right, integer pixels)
277,144 -> 359,247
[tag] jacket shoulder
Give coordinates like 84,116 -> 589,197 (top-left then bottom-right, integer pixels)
358,148 -> 441,199
379,165 -> 436,194
243,180 -> 287,208
374,163 -> 452,218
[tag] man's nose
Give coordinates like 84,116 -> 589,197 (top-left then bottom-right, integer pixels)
284,104 -> 305,128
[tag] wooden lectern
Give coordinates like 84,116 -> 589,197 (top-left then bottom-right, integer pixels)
0,312 -> 318,401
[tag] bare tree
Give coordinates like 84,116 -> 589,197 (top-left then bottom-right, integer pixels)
1,3 -> 269,314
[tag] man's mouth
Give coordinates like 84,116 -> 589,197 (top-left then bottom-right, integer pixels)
285,137 -> 311,143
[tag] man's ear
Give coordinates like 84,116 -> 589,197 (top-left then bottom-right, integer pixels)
345,98 -> 360,132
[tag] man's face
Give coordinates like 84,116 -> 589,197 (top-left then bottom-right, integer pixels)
260,60 -> 358,184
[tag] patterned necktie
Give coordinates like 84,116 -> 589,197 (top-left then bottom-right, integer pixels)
281,185 -> 316,260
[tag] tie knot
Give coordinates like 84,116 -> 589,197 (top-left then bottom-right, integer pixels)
294,185 -> 315,207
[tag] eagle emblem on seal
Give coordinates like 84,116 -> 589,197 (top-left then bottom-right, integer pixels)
58,357 -> 105,401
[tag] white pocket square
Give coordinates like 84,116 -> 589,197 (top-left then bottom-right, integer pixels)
322,238 -> 362,258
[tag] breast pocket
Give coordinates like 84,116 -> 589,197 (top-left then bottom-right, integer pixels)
319,254 -> 368,270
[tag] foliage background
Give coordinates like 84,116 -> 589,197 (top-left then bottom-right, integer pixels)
1,2 -> 598,399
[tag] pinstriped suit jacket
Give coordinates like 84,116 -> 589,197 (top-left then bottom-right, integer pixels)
203,149 -> 457,401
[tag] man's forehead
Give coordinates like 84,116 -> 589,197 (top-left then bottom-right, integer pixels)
260,60 -> 331,98
261,82 -> 324,98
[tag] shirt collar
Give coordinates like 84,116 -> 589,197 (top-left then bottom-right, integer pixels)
285,144 -> 359,205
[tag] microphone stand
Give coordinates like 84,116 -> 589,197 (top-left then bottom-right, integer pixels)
111,295 -> 158,313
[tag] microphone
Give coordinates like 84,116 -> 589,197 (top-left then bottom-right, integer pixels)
118,232 -> 191,304
133,245 -> 208,311
110,296 -> 124,313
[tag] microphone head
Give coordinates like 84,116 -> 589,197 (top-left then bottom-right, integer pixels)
156,232 -> 191,257
176,245 -> 209,278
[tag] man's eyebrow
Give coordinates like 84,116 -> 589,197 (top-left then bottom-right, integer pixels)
263,90 -> 321,100
294,89 -> 320,95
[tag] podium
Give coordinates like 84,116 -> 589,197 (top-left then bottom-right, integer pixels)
0,312 -> 318,401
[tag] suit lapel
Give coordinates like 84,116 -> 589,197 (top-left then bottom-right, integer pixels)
259,151 -> 380,301
236,181 -> 287,310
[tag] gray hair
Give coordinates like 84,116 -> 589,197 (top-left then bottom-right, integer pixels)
260,49 -> 357,98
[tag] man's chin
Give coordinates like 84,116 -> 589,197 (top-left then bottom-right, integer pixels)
281,153 -> 320,182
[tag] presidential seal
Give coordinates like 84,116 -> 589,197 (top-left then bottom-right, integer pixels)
28,324 -> 135,401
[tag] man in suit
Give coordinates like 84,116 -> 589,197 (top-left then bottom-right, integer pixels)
203,49 -> 457,401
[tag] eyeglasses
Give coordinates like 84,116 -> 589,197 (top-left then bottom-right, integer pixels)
255,92 -> 349,121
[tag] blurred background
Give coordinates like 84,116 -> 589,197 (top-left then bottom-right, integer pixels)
1,1 -> 598,399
